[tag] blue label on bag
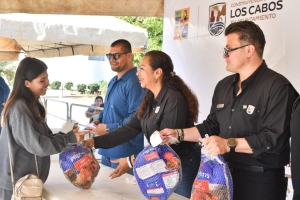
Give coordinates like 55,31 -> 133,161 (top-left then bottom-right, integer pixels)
134,144 -> 182,200
59,144 -> 90,171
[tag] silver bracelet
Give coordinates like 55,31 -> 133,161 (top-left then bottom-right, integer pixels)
126,156 -> 133,168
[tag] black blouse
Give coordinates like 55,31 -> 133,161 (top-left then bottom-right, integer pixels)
93,84 -> 199,157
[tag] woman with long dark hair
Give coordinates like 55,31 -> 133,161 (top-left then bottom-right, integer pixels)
0,57 -> 88,199
84,50 -> 200,198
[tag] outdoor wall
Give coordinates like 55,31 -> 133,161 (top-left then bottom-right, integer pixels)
41,55 -> 116,87
163,0 -> 296,199
163,0 -> 299,122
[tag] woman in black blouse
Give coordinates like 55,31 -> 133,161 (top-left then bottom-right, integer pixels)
84,50 -> 200,198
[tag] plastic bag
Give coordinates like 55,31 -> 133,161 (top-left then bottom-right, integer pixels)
190,148 -> 233,200
59,143 -> 100,189
134,144 -> 182,200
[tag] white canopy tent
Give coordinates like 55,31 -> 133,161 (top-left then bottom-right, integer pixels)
0,0 -> 164,17
0,13 -> 148,60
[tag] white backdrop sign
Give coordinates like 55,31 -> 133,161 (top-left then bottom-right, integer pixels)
163,0 -> 296,199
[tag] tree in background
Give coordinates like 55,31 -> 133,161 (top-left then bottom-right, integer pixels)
88,83 -> 100,94
118,17 -> 163,66
99,80 -> 108,96
64,82 -> 74,90
0,61 -> 16,86
50,81 -> 61,90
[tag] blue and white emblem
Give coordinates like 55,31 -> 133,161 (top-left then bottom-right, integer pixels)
208,3 -> 226,36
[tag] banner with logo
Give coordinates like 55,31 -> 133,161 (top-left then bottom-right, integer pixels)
163,0 -> 295,199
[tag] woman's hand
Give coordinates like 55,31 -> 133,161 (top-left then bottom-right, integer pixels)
73,125 -> 89,142
83,138 -> 95,149
109,157 -> 131,179
159,128 -> 178,143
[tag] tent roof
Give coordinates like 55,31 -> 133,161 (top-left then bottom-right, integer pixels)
0,14 -> 148,60
0,0 -> 164,17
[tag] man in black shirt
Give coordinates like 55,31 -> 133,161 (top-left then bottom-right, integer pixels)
291,97 -> 300,200
160,21 -> 298,200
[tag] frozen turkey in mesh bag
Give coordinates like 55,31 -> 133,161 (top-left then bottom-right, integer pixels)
190,147 -> 233,200
133,143 -> 182,200
59,143 -> 100,189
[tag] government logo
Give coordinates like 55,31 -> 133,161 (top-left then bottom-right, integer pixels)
208,3 -> 226,36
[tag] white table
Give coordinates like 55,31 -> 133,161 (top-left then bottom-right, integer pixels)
43,161 -> 189,200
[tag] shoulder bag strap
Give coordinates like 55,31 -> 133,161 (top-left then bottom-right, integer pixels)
8,140 -> 40,191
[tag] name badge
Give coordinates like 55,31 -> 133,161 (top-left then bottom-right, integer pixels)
155,106 -> 160,113
246,105 -> 255,114
216,104 -> 224,108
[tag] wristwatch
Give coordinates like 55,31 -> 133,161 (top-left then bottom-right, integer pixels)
105,125 -> 109,134
227,138 -> 237,153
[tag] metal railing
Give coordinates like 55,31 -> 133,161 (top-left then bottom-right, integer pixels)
44,98 -> 69,122
70,103 -> 103,126
41,97 -> 103,127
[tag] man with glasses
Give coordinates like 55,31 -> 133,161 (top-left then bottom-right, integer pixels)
91,39 -> 145,175
160,21 -> 298,199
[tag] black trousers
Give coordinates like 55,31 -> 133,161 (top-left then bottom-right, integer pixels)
230,167 -> 287,200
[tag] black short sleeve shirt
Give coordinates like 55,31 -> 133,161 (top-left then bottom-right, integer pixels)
94,85 -> 199,157
196,60 -> 298,168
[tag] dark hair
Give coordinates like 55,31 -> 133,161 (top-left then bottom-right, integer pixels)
3,57 -> 48,125
111,39 -> 132,53
225,21 -> 266,58
95,96 -> 103,102
137,50 -> 199,123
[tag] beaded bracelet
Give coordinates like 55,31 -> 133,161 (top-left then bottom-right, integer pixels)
180,129 -> 185,142
176,129 -> 181,141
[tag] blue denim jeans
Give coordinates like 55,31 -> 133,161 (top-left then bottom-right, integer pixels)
174,146 -> 201,198
101,155 -> 134,175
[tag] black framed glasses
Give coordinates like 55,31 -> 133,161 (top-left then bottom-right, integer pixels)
223,44 -> 251,58
106,52 -> 130,60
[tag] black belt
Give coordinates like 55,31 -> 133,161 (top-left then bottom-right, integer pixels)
229,165 -> 265,173
229,165 -> 284,173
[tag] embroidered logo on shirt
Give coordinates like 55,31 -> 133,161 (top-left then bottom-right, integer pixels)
243,105 -> 247,109
155,106 -> 160,113
216,104 -> 224,108
246,105 -> 255,114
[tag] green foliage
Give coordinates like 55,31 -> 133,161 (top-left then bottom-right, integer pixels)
50,81 -> 61,90
99,80 -> 109,96
117,17 -> 163,66
88,83 -> 100,93
0,61 -> 16,86
77,84 -> 87,94
64,82 -> 73,90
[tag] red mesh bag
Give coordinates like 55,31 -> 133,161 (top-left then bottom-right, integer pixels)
59,143 -> 100,189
